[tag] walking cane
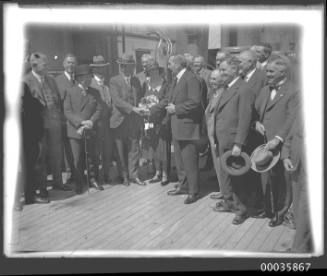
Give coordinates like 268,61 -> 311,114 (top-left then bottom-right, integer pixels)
83,129 -> 90,194
263,131 -> 275,216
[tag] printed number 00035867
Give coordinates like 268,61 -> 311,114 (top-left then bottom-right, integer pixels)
260,262 -> 311,272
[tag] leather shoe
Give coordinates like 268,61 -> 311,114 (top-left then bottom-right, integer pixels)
184,194 -> 199,204
167,188 -> 187,196
160,180 -> 170,186
39,189 -> 49,198
26,195 -> 50,204
251,211 -> 267,219
232,214 -> 249,225
75,185 -> 86,194
149,176 -> 161,183
90,180 -> 104,191
130,178 -> 146,186
53,184 -> 72,191
269,213 -> 284,227
212,201 -> 233,212
210,192 -> 223,200
122,178 -> 130,186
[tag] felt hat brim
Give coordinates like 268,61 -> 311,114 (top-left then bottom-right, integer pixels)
250,144 -> 281,173
221,150 -> 251,176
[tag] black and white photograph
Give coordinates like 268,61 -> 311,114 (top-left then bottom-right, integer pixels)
1,2 -> 325,273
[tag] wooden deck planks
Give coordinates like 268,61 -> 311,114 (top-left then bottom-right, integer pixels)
12,176 -> 295,253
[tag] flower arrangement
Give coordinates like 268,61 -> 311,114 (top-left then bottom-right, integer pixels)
138,95 -> 159,132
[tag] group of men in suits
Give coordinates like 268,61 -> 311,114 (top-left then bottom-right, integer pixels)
203,46 -> 311,251
19,41 -> 310,252
20,52 -> 148,206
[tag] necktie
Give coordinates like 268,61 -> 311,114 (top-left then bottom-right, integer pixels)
71,74 -> 75,85
270,86 -> 277,100
172,77 -> 177,88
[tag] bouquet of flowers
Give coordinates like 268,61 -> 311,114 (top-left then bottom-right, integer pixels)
138,95 -> 159,132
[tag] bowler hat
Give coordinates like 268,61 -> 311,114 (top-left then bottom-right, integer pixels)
250,144 -> 280,173
75,64 -> 92,76
116,53 -> 136,65
221,151 -> 251,176
90,55 -> 110,67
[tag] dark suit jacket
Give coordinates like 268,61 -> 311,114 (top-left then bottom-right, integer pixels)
255,80 -> 299,141
109,73 -> 143,129
64,86 -> 101,139
23,71 -> 62,128
281,113 -> 304,170
247,68 -> 266,100
55,73 -> 74,102
170,70 -> 202,141
214,78 -> 253,153
21,82 -> 44,144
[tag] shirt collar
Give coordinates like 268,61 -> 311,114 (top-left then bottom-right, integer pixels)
276,78 -> 287,89
94,74 -> 104,83
176,68 -> 187,82
261,60 -> 268,68
64,71 -> 73,81
244,68 -> 257,82
78,83 -> 87,91
32,70 -> 43,83
227,76 -> 240,88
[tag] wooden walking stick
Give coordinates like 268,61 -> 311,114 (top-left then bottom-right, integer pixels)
83,129 -> 90,194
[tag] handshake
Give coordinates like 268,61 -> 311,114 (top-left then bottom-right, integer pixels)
77,120 -> 93,136
133,106 -> 150,116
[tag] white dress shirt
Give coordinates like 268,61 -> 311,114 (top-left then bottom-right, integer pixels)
176,68 -> 187,83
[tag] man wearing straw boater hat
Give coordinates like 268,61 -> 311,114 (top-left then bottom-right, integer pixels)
89,55 -> 114,185
64,64 -> 102,194
253,54 -> 299,227
109,53 -> 145,186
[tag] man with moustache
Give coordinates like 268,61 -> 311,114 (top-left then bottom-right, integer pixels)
56,53 -> 77,185
212,57 -> 253,225
166,55 -> 202,204
254,54 -> 298,227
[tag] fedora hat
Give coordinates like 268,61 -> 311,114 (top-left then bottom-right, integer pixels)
75,64 -> 92,76
116,53 -> 136,65
221,151 -> 251,176
250,144 -> 280,173
90,55 -> 110,67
